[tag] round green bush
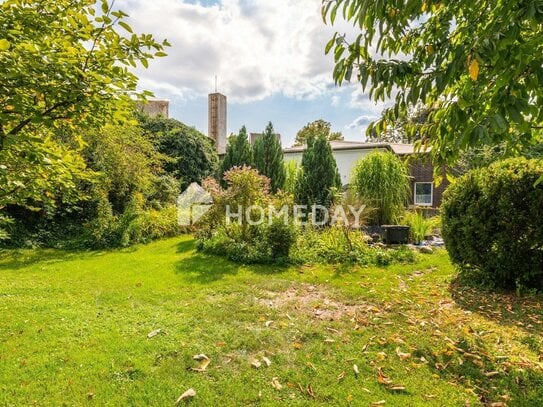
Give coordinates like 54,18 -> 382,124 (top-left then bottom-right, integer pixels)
442,157 -> 543,289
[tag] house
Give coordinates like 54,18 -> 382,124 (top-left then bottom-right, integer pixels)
283,140 -> 448,208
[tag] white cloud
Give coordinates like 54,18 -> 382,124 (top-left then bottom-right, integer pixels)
331,95 -> 340,107
346,115 -> 378,129
122,0 -> 357,103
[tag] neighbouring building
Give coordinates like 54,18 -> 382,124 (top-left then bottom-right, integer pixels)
283,140 -> 448,208
208,92 -> 227,154
137,99 -> 169,118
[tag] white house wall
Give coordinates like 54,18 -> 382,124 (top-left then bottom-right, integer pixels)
283,148 -> 388,185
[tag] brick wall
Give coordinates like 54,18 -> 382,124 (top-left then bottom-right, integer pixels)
406,155 -> 449,209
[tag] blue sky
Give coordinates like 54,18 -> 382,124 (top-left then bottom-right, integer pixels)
124,0 -> 390,146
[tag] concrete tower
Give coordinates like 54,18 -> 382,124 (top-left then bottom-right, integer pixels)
208,93 -> 227,154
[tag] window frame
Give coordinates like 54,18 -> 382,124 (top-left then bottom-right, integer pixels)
414,182 -> 433,206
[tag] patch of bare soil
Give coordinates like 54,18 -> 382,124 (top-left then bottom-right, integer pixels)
257,283 -> 378,322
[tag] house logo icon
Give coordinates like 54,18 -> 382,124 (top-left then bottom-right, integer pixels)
177,182 -> 213,226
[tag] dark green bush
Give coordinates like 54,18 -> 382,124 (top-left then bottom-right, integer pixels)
266,220 -> 297,260
442,157 -> 543,290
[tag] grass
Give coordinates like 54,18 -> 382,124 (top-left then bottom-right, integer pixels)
0,236 -> 542,406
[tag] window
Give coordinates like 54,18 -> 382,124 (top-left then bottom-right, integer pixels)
414,182 -> 433,206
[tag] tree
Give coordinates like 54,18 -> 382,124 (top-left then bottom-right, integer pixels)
323,0 -> 543,164
367,105 -> 431,144
253,122 -> 286,192
295,135 -> 341,211
140,116 -> 218,189
351,151 -> 410,225
294,119 -> 343,146
220,126 -> 253,182
0,0 -> 167,208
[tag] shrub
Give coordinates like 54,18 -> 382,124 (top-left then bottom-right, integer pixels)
402,211 -> 440,244
351,151 -> 410,225
442,157 -> 543,290
266,220 -> 297,260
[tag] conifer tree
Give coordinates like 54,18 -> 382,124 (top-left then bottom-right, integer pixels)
253,122 -> 285,193
295,135 -> 341,210
219,126 -> 253,184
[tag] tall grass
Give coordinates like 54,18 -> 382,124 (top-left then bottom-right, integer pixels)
351,151 -> 410,225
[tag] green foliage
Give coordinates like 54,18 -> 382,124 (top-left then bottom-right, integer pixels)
291,225 -> 417,265
295,135 -> 341,210
351,151 -> 409,225
442,157 -> 543,290
323,0 -> 543,164
0,0 -> 167,207
83,124 -> 165,213
283,160 -> 300,195
139,116 -> 218,189
402,211 -> 440,244
294,119 -> 343,146
253,122 -> 286,193
266,219 -> 297,260
0,131 -> 91,210
219,126 -> 253,184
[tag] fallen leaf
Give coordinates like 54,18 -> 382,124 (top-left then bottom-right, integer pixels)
388,385 -> 406,391
353,364 -> 359,377
306,383 -> 315,398
484,371 -> 500,377
324,338 -> 335,343
191,358 -> 210,372
262,356 -> 272,367
337,371 -> 346,381
271,377 -> 282,390
147,329 -> 161,338
265,320 -> 273,328
377,367 -> 392,385
175,388 -> 196,403
370,401 -> 386,406
395,347 -> 411,360
193,354 -> 209,361
251,360 -> 262,369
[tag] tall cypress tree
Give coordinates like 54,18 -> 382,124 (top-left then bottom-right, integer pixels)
295,135 -> 341,209
219,126 -> 252,184
253,122 -> 285,193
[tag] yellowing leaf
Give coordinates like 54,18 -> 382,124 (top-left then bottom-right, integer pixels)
469,59 -> 479,81
0,39 -> 10,51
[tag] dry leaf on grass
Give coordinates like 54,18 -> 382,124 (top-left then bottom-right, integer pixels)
377,367 -> 392,385
370,401 -> 386,406
353,364 -> 359,377
262,356 -> 272,367
147,329 -> 161,338
395,347 -> 411,360
271,377 -> 282,390
175,388 -> 196,404
191,358 -> 210,372
251,360 -> 262,369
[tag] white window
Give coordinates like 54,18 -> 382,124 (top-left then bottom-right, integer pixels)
414,182 -> 433,206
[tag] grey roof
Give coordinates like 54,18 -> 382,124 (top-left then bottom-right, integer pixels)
283,140 -> 424,155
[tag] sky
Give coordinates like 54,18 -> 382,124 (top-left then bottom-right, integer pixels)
123,0 -> 392,147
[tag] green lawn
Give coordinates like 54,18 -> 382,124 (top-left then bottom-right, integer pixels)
1,236 -> 542,406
